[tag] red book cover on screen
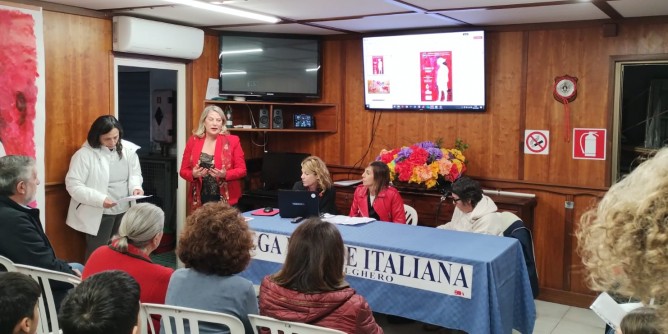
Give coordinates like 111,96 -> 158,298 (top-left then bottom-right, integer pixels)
420,51 -> 452,102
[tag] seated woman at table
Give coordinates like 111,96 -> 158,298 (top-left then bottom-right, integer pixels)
436,176 -> 506,235
163,202 -> 257,334
292,156 -> 338,215
83,202 -> 174,332
349,161 -> 406,223
259,218 -> 383,334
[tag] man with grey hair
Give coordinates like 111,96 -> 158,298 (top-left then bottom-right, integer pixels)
0,155 -> 79,308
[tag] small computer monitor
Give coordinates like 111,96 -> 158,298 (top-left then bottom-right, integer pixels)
278,190 -> 320,218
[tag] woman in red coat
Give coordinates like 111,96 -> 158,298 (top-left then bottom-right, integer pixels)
259,218 -> 383,334
180,105 -> 246,209
349,161 -> 406,224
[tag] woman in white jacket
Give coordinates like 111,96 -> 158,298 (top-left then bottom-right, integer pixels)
65,115 -> 144,260
437,176 -> 506,236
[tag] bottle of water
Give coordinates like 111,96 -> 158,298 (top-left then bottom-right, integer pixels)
226,108 -> 233,128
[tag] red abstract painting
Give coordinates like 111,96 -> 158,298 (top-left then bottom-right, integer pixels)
0,9 -> 38,157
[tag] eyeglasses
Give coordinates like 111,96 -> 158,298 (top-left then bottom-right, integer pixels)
448,197 -> 462,204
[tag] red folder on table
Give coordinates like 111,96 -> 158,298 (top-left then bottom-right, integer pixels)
250,208 -> 280,216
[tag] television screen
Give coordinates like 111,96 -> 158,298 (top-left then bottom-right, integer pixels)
219,34 -> 321,100
362,30 -> 485,111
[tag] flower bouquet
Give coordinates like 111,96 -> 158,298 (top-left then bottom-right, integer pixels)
376,139 -> 467,192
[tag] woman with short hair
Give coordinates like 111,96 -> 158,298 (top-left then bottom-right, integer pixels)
163,202 -> 257,334
259,218 -> 383,334
436,176 -> 505,235
349,161 -> 405,223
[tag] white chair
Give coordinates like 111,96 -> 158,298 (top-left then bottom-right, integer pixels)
13,263 -> 81,334
140,303 -> 246,334
0,255 -> 17,271
404,204 -> 418,226
248,314 -> 346,334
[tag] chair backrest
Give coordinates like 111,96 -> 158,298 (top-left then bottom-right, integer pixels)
140,303 -> 246,334
248,314 -> 346,334
0,255 -> 17,271
404,204 -> 418,226
500,212 -> 539,298
13,263 -> 81,334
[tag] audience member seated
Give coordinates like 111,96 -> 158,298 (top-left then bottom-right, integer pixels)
617,306 -> 659,334
292,156 -> 338,215
259,218 -> 383,334
163,202 -> 257,334
577,147 -> 668,333
0,272 -> 41,334
59,270 -> 140,334
83,202 -> 174,332
0,155 -> 80,310
349,161 -> 406,224
437,176 -> 506,235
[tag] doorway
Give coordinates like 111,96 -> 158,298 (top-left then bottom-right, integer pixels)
113,57 -> 186,267
612,58 -> 668,183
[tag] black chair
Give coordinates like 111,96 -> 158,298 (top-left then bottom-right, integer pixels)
501,212 -> 540,299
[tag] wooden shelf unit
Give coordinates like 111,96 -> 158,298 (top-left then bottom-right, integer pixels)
205,100 -> 338,133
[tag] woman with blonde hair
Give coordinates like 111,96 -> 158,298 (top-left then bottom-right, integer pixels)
180,105 -> 246,210
83,202 -> 174,332
577,147 -> 668,332
292,156 -> 338,214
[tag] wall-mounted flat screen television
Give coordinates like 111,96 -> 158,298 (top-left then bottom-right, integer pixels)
362,30 -> 485,111
219,33 -> 322,100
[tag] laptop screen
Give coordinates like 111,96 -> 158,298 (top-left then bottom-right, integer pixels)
278,190 -> 320,218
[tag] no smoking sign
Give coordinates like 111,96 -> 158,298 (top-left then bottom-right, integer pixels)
524,130 -> 549,155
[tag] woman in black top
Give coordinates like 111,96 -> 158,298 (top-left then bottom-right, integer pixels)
292,156 -> 338,215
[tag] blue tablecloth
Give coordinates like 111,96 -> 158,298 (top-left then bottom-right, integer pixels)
240,214 -> 536,334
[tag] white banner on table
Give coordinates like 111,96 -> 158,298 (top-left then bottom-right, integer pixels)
253,232 -> 473,299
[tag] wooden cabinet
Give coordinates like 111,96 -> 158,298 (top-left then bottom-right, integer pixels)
205,100 -> 338,133
335,185 -> 537,230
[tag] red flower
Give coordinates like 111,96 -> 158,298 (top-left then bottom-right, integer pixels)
394,160 -> 413,182
406,146 -> 428,165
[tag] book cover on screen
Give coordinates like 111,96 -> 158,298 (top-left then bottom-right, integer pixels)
420,51 -> 452,102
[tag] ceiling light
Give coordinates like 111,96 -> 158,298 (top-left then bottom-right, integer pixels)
219,48 -> 263,57
305,66 -> 320,72
220,70 -> 247,75
163,0 -> 280,23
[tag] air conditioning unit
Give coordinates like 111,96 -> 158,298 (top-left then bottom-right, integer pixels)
113,16 -> 204,60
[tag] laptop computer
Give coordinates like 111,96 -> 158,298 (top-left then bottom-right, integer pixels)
278,190 -> 320,219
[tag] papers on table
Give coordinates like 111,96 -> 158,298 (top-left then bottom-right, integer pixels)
590,292 -> 643,329
333,179 -> 363,187
321,213 -> 375,225
116,195 -> 152,203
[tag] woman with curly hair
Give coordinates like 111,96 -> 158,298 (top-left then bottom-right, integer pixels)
163,202 -> 257,334
577,147 -> 668,333
292,156 -> 338,215
259,218 -> 383,334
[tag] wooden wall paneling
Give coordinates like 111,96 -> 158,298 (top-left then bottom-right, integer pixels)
569,194 -> 602,295
191,34 -> 220,132
43,12 -> 113,262
45,184 -> 84,261
529,192 -> 566,290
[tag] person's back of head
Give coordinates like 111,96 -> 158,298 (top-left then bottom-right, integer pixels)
58,270 -> 140,334
619,306 -> 659,334
0,272 -> 41,334
272,217 -> 345,293
114,202 -> 165,254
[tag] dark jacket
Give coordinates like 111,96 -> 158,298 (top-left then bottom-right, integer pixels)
292,181 -> 338,215
349,185 -> 406,224
0,196 -> 75,274
259,276 -> 383,334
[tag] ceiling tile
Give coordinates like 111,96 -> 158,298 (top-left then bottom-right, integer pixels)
439,3 -> 608,26
317,12 -> 463,33
609,0 -> 668,18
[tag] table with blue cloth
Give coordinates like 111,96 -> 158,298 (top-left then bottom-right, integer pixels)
240,213 -> 536,334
